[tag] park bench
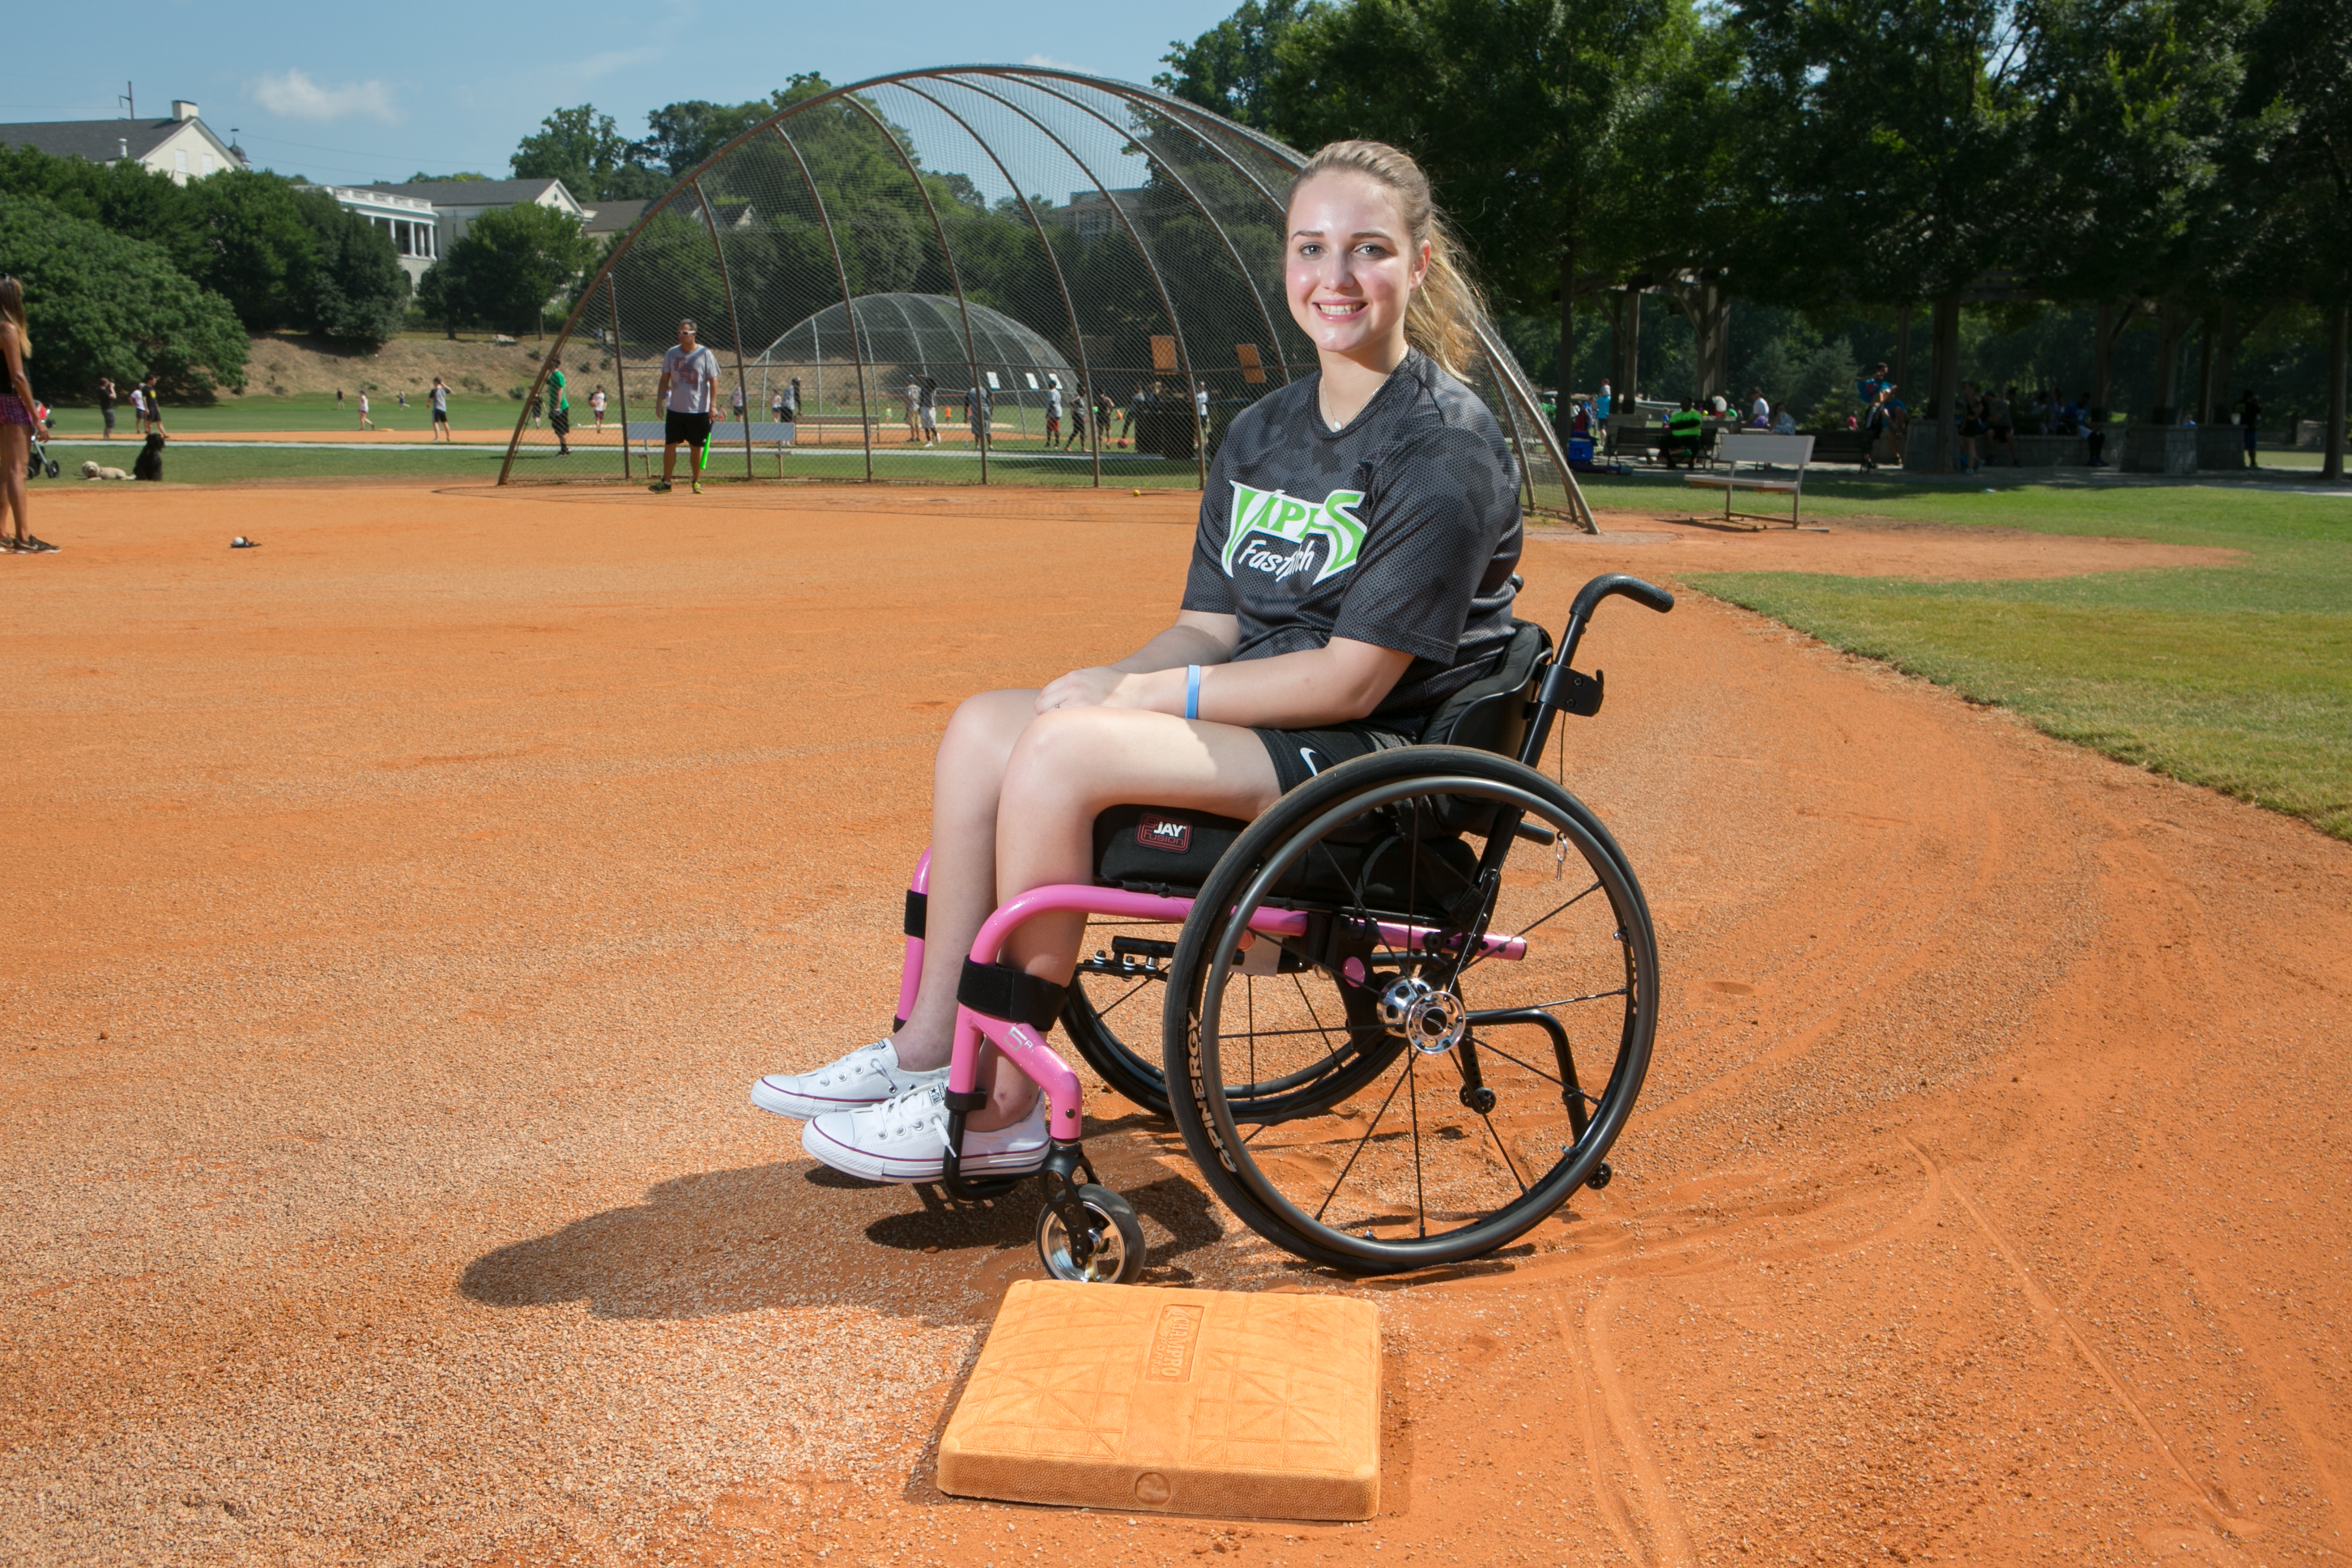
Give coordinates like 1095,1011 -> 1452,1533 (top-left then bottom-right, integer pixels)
1801,428 -> 1879,466
1683,431 -> 1815,528
1608,423 -> 1720,468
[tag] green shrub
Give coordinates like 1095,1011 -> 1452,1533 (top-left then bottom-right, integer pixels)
0,192 -> 247,400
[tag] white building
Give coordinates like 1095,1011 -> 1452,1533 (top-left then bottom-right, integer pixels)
299,186 -> 441,284
366,178 -> 587,258
0,100 -> 245,185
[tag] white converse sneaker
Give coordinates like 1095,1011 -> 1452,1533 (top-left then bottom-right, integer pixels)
802,1080 -> 1050,1184
749,1038 -> 944,1120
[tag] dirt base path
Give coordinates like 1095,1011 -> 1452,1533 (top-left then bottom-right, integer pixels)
4,487 -> 2344,1567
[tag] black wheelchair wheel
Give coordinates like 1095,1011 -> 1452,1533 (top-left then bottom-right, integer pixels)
1066,910 -> 1406,1123
1162,747 -> 1660,1274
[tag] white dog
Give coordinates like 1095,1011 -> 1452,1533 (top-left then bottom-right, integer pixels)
81,460 -> 130,481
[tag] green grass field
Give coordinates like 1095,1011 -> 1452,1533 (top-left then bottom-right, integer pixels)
1674,479 -> 2352,840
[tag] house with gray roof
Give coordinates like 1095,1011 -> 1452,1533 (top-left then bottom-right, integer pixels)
366,178 -> 587,258
0,101 -> 244,185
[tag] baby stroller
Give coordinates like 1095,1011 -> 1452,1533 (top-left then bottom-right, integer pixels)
26,402 -> 59,479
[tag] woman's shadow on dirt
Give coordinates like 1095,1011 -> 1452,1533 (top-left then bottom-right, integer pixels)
459,1156 -> 1223,1322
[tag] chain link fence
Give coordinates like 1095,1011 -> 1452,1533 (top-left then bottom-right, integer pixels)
500,69 -> 1593,530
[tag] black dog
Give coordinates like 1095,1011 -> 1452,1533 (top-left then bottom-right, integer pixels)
132,431 -> 165,481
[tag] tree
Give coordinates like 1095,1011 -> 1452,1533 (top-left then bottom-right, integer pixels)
513,105 -> 669,202
184,169 -> 322,333
298,189 -> 410,344
1259,0 -> 1715,427
425,203 -> 595,334
408,170 -> 489,182
0,193 -> 248,400
636,100 -> 778,176
1157,0 -> 1316,129
1727,0 -> 2040,468
2235,0 -> 2352,478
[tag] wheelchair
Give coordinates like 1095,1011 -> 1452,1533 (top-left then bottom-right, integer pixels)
891,573 -> 1672,1282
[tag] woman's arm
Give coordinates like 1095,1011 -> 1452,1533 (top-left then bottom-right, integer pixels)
2,328 -> 31,404
1039,617 -> 1413,729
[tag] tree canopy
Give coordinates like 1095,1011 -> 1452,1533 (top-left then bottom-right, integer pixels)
418,203 -> 596,336
0,192 -> 248,399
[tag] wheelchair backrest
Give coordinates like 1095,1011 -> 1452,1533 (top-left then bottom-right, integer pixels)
1415,620 -> 1553,760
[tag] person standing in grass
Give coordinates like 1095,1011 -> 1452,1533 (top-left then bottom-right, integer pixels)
905,377 -> 922,444
430,377 -> 453,441
2239,389 -> 2262,468
1045,377 -> 1063,447
650,318 -> 720,494
142,375 -> 165,435
358,388 -> 375,430
548,360 -> 571,456
0,275 -> 56,552
99,377 -> 116,440
591,385 -> 608,432
919,377 -> 939,447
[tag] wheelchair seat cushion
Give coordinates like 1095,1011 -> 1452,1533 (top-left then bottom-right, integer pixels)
1092,801 -> 1482,919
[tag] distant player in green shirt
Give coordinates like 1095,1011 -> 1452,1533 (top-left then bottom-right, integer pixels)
546,361 -> 571,456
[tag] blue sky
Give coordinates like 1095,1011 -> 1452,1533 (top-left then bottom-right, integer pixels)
2,4 -> 1240,186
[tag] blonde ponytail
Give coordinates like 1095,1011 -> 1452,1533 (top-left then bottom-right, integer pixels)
1286,141 -> 1486,379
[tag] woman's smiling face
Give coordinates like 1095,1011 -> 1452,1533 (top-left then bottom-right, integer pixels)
1284,171 -> 1428,361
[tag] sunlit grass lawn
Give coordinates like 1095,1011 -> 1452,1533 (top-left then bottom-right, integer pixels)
41,393 -> 526,438
1660,477 -> 2352,840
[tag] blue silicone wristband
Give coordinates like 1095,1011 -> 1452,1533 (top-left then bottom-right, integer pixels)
1185,664 -> 1202,722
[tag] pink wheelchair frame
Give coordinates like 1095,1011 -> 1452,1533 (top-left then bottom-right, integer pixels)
889,852 -> 1529,1175
878,571 -> 1675,1275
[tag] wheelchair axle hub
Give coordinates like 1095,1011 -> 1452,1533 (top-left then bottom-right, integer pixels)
1377,975 -> 1468,1055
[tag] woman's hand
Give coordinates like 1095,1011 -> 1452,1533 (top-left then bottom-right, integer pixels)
1036,666 -> 1139,712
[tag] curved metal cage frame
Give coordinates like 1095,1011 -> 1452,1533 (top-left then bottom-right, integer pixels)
498,65 -> 1594,529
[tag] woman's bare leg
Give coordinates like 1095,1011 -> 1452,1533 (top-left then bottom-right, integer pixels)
890,687 -> 1038,1069
890,697 -> 1282,1132
0,426 -> 28,542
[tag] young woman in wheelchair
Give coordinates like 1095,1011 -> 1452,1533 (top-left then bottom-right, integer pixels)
750,141 -> 1528,1183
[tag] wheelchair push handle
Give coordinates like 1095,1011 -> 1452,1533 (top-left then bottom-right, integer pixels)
1568,573 -> 1674,628
1557,573 -> 1673,670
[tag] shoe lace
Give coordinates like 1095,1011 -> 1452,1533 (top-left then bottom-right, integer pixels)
814,1040 -> 889,1086
875,1080 -> 947,1139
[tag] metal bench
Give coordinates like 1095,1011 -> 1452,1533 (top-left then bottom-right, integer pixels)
1682,432 -> 1815,529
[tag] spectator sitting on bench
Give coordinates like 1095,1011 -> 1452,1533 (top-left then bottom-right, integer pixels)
1770,401 -> 1797,436
1661,398 -> 1706,469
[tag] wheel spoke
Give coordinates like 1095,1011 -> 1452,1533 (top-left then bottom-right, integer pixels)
1455,877 -> 1604,982
1406,1048 -> 1427,1240
1477,1108 -> 1528,1195
1088,978 -> 1155,1022
1471,1039 -> 1562,1088
1313,1059 -> 1412,1223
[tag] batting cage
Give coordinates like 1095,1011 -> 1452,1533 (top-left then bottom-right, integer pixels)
498,67 -> 1594,529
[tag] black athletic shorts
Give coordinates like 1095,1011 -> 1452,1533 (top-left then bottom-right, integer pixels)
549,408 -> 570,435
665,409 -> 713,446
1253,721 -> 1418,795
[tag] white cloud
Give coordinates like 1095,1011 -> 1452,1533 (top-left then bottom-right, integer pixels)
247,69 -> 399,124
567,47 -> 663,84
1022,53 -> 1089,72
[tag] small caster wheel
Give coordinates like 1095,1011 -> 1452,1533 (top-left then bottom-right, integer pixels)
1459,1085 -> 1496,1114
1036,1183 -> 1146,1284
1586,1161 -> 1613,1191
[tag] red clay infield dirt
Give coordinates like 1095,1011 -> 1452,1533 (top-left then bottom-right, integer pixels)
3,484 -> 2343,1567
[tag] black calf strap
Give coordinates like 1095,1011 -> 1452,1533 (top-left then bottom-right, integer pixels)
957,959 -> 1067,1033
903,889 -> 927,940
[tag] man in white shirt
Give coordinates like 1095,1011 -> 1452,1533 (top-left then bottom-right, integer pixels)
1749,386 -> 1770,428
651,318 -> 722,494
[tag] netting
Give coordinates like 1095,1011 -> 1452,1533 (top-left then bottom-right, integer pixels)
500,68 -> 1592,527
